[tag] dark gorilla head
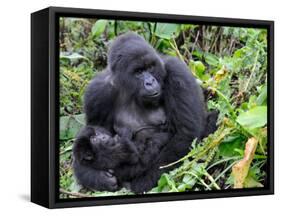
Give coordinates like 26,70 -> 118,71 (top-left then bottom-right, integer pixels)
108,33 -> 167,106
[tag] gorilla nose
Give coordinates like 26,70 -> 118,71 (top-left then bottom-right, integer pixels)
144,77 -> 156,87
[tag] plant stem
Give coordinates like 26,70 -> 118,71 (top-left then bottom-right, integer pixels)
209,87 -> 237,119
188,171 -> 212,190
170,38 -> 185,62
191,31 -> 200,55
206,156 -> 241,170
204,171 -> 221,190
214,161 -> 237,182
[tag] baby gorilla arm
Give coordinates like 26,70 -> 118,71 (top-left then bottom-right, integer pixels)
90,128 -> 139,166
113,131 -> 170,184
138,132 -> 170,166
73,162 -> 118,192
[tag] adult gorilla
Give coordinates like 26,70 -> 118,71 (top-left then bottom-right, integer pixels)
73,32 -> 217,193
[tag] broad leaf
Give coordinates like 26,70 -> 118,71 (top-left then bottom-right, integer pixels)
189,60 -> 206,79
60,114 -> 85,140
155,23 -> 180,39
204,53 -> 219,67
219,135 -> 246,157
256,85 -> 267,106
237,106 -> 267,129
92,20 -> 108,38
157,173 -> 177,192
181,163 -> 205,190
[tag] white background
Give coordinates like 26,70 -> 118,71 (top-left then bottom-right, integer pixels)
0,0 -> 279,214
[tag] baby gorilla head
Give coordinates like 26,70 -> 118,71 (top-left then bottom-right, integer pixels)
90,127 -> 117,149
108,33 -> 167,106
73,126 -> 138,171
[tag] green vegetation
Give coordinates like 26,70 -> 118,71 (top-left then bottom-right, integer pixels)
59,18 -> 268,198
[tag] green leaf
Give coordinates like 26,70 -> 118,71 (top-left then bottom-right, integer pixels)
163,49 -> 177,57
182,174 -> 197,189
204,53 -> 219,67
192,49 -> 204,59
157,174 -> 168,188
60,53 -> 88,61
189,60 -> 206,79
155,23 -> 180,39
244,176 -> 263,188
225,174 -> 234,186
256,85 -> 267,105
180,24 -> 196,31
219,135 -> 246,157
60,114 -> 85,140
237,106 -> 267,129
91,20 -> 108,38
155,38 -> 171,51
156,173 -> 178,192
181,163 -> 205,190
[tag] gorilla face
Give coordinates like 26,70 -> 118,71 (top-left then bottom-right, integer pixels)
133,63 -> 163,106
108,33 -> 166,106
136,71 -> 161,99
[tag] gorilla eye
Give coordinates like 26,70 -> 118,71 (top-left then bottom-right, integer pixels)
135,68 -> 144,75
147,65 -> 154,70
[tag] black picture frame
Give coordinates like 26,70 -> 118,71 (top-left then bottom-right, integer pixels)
31,6 -> 274,209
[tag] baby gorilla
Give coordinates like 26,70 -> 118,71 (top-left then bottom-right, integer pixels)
73,125 -> 139,191
73,125 -> 170,191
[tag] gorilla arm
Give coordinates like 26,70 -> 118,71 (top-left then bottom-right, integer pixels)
84,70 -> 117,130
159,57 -> 207,166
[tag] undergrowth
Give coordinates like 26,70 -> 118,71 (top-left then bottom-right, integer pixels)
59,18 -> 268,198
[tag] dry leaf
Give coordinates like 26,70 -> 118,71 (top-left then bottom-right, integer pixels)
232,137 -> 258,188
214,65 -> 227,83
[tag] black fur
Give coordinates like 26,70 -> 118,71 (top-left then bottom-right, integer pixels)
73,32 -> 218,193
